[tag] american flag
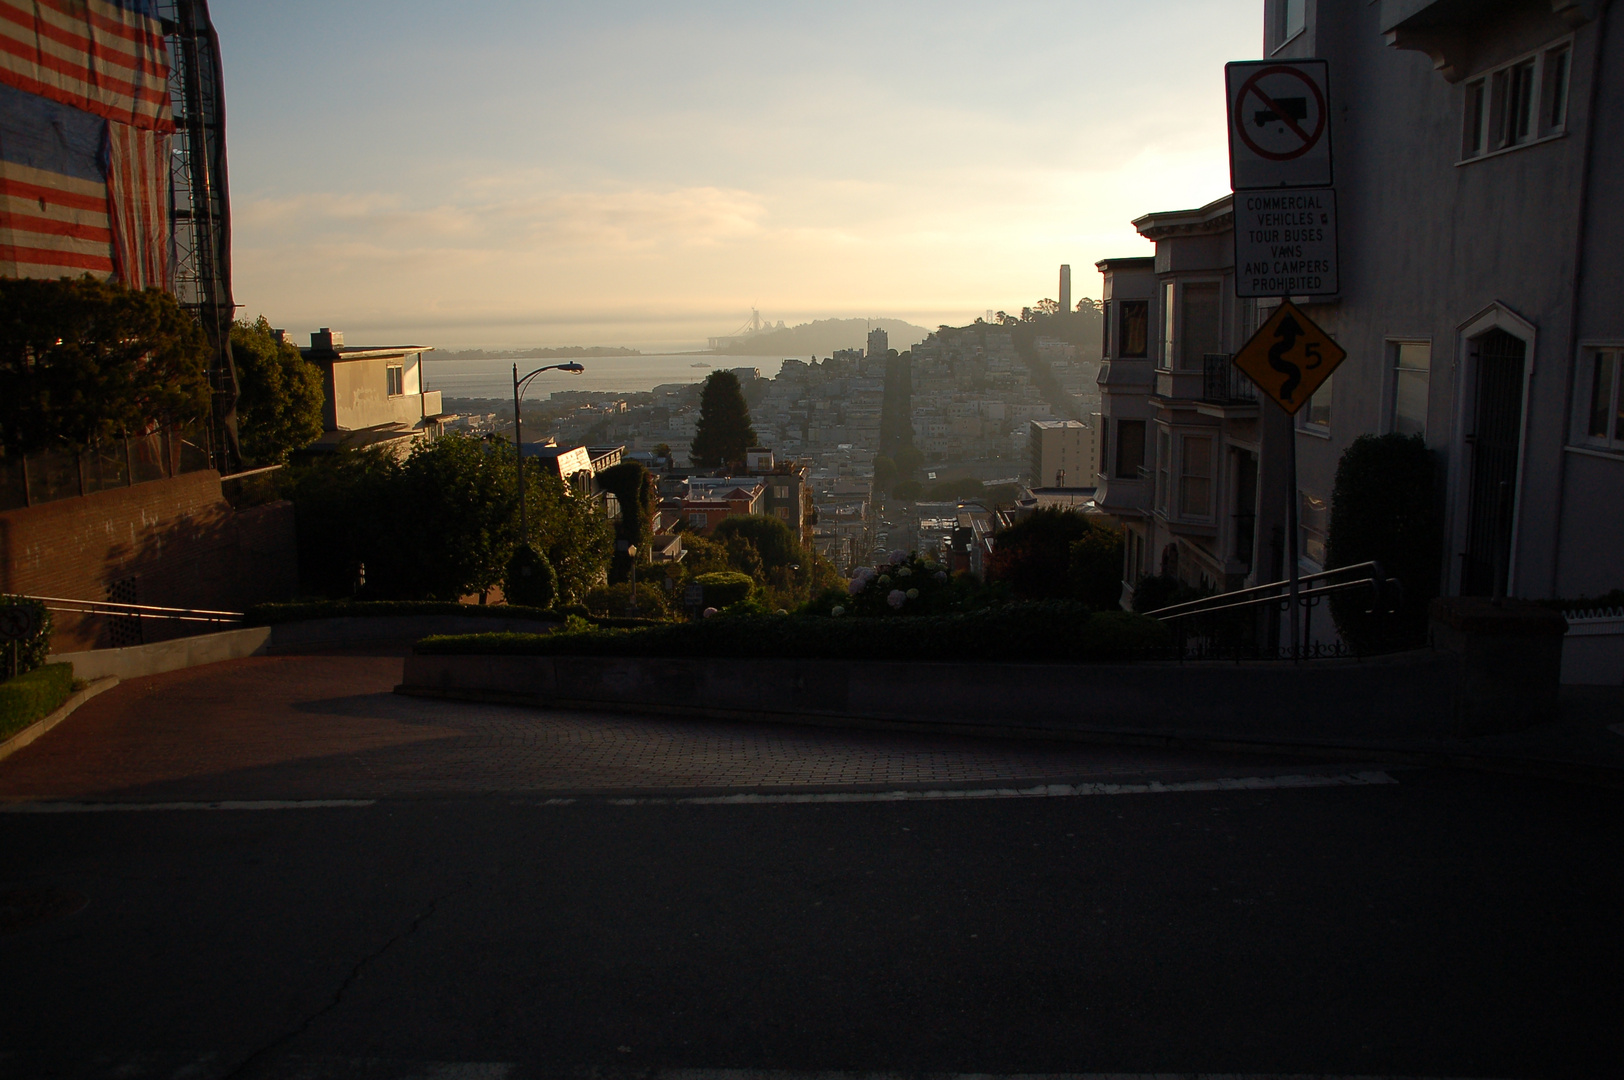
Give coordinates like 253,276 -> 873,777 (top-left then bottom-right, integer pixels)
0,0 -> 174,133
0,0 -> 174,286
0,79 -> 115,280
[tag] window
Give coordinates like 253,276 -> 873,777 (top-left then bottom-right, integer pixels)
1497,59 -> 1536,148
1302,371 -> 1333,431
1115,420 -> 1146,479
386,365 -> 404,396
1543,45 -> 1571,134
1155,427 -> 1171,514
1463,79 -> 1488,158
1180,284 -> 1221,370
1179,435 -> 1213,518
1392,342 -> 1431,437
1119,300 -> 1148,358
688,512 -> 708,528
1580,350 -> 1624,449
1101,301 -> 1112,357
1278,0 -> 1305,45
1462,40 -> 1571,161
1299,490 -> 1328,567
1161,282 -> 1175,367
774,485 -> 790,499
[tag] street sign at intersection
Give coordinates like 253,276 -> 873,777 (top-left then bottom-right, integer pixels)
1226,59 -> 1332,190
1232,300 -> 1346,414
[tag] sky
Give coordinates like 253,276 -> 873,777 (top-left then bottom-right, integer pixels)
212,0 -> 1262,350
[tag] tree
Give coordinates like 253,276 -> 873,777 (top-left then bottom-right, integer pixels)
1068,526 -> 1126,610
393,434 -> 519,599
712,514 -> 800,572
0,276 -> 210,456
596,460 -> 657,583
230,316 -> 325,465
283,433 -> 612,602
987,507 -> 1098,600
689,370 -> 757,468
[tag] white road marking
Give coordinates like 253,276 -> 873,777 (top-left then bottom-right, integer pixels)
602,771 -> 1397,806
656,1071 -> 1494,1078
0,799 -> 376,813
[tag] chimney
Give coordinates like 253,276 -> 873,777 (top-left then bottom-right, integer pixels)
311,328 -> 343,351
272,328 -> 287,344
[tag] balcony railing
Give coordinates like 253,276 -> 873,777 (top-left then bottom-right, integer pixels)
1202,353 -> 1258,405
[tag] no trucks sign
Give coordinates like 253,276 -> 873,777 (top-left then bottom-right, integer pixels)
1225,59 -> 1332,190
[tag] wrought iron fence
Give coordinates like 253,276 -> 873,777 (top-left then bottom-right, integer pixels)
1202,353 -> 1258,405
1142,561 -> 1419,661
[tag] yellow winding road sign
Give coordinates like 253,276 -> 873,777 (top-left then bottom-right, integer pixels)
1232,299 -> 1347,414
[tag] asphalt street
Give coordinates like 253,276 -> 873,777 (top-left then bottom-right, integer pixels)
2,655 -> 1621,1080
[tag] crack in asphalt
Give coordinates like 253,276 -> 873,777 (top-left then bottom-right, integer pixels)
220,888 -> 458,1080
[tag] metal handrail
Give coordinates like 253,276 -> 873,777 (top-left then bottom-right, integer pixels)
1146,561 -> 1387,621
24,595 -> 244,624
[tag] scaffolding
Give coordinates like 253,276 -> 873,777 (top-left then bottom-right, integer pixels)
159,0 -> 239,473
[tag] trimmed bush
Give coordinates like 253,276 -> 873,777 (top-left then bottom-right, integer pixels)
415,601 -> 1172,663
504,545 -> 558,608
695,571 -> 754,609
0,663 -> 74,742
246,600 -> 564,625
0,595 -> 52,675
1327,433 -> 1442,650
244,599 -> 660,631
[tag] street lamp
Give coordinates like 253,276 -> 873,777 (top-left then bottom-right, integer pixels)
513,361 -> 585,544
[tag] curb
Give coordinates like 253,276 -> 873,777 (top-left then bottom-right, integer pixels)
0,677 -> 120,764
395,683 -> 1624,790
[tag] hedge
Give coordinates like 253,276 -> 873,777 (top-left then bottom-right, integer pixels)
0,663 -> 74,742
244,600 -> 661,630
414,602 -> 1172,663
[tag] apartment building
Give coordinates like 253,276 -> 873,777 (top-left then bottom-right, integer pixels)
300,329 -> 449,456
1029,419 -> 1099,491
1094,0 -> 1623,608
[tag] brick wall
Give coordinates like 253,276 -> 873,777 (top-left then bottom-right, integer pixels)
0,471 -> 299,652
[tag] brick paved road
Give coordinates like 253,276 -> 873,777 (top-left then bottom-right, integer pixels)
0,653 -> 1343,801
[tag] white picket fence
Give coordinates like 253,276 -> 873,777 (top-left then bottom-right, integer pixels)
1562,607 -> 1624,685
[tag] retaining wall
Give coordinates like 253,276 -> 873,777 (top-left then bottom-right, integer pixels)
399,649 -> 1461,744
50,615 -> 561,682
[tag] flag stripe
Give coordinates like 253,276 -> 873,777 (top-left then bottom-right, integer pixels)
0,209 -> 112,241
0,175 -> 109,212
0,241 -> 114,271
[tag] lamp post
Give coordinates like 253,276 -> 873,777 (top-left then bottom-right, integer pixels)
512,361 -> 584,544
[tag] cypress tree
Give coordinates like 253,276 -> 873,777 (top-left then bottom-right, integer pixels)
689,370 -> 757,468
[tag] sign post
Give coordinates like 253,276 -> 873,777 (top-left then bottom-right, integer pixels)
1226,57 -> 1340,659
1231,300 -> 1347,657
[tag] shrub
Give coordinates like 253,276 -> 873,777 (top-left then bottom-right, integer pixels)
0,595 -> 52,675
0,663 -> 74,742
504,545 -> 558,608
1327,433 -> 1441,650
987,508 -> 1098,600
417,601 -> 1172,663
1068,526 -> 1126,610
695,571 -> 754,609
584,581 -> 674,619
